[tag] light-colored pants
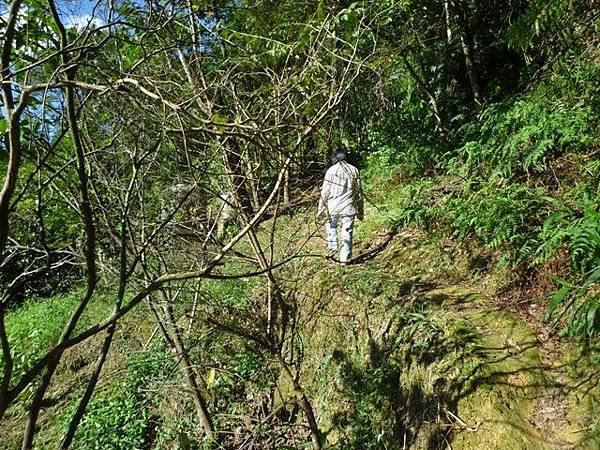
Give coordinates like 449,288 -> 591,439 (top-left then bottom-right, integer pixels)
326,215 -> 355,263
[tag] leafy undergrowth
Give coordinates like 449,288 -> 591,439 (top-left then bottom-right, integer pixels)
5,200 -> 599,450
1,289 -> 162,450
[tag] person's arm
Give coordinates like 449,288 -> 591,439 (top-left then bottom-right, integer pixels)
354,172 -> 364,221
317,170 -> 332,219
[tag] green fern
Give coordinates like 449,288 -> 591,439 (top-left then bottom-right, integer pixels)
537,201 -> 600,273
508,0 -> 578,51
447,180 -> 546,262
460,92 -> 593,177
551,266 -> 600,337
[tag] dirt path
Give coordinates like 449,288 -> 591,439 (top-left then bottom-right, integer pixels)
420,287 -> 597,450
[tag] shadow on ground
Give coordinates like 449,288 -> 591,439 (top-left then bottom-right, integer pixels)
316,287 -> 597,450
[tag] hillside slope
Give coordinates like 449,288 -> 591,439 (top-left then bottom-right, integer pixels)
266,204 -> 600,449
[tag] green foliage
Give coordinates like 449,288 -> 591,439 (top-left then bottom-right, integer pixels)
63,349 -> 174,450
459,93 -> 593,177
1,291 -> 91,386
202,276 -> 253,311
549,267 -> 600,337
315,346 -> 402,449
359,179 -> 441,241
362,85 -> 441,179
446,180 -> 546,262
385,182 -> 439,229
508,0 -> 579,51
540,186 -> 600,336
536,195 -> 600,273
395,308 -> 442,357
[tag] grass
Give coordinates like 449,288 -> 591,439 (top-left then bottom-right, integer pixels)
2,290 -> 113,392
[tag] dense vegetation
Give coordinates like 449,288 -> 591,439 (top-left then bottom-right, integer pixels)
1,0 -> 599,448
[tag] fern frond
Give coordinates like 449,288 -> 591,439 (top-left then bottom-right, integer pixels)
508,0 -> 577,50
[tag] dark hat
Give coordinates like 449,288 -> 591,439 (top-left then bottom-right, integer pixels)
332,148 -> 348,163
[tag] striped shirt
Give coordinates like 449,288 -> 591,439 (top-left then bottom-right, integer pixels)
318,161 -> 363,217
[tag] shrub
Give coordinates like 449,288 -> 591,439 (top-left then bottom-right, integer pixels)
446,180 -> 547,262
536,196 -> 600,273
459,94 -> 593,177
550,266 -> 600,337
64,349 -> 174,450
1,291 -> 95,383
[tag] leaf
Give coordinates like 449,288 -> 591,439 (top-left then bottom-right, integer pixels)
549,285 -> 571,313
582,266 -> 600,289
0,119 -> 7,134
206,368 -> 216,388
549,275 -> 574,288
587,304 -> 598,336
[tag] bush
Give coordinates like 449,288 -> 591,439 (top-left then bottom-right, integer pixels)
536,194 -> 600,273
356,178 -> 442,245
537,186 -> 600,336
459,93 -> 593,177
446,180 -> 547,262
1,291 -> 107,384
64,349 -> 174,450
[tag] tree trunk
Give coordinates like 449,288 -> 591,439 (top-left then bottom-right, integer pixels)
20,3 -> 99,444
401,54 -> 446,136
223,138 -> 254,217
451,0 -> 483,106
276,356 -> 322,450
162,298 -> 215,438
0,0 -> 24,259
143,284 -> 215,440
444,0 -> 453,43
59,325 -> 116,449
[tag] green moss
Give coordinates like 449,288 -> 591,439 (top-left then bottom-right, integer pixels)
295,247 -> 598,449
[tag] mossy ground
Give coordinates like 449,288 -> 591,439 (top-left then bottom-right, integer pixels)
269,201 -> 600,449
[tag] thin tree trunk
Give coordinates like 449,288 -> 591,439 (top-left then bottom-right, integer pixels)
283,167 -> 290,204
223,138 -> 254,217
444,0 -> 453,43
0,0 -> 23,258
162,297 -> 215,437
223,139 -> 287,341
21,3 -> 98,446
221,139 -> 320,448
451,0 -> 483,106
141,276 -> 215,440
59,325 -> 116,449
59,161 -> 138,449
276,356 -> 322,450
0,1 -> 26,415
401,54 -> 446,135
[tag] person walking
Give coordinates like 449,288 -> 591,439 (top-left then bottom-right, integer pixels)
317,149 -> 364,263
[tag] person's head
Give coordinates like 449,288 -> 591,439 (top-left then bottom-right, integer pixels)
331,148 -> 348,164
